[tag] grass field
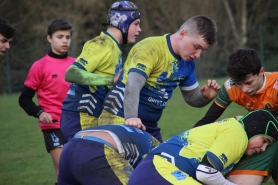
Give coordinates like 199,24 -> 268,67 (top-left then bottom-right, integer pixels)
0,77 -> 274,185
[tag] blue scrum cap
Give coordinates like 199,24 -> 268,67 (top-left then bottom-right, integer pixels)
103,1 -> 140,44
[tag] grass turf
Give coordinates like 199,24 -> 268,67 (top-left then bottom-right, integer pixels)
0,77 -> 274,185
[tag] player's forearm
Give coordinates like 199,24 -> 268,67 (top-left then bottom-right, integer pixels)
18,86 -> 43,118
124,72 -> 146,119
193,102 -> 225,127
197,156 -> 237,185
196,164 -> 237,185
65,65 -> 114,86
181,87 -> 211,107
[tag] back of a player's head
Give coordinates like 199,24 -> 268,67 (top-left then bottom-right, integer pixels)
47,18 -> 73,37
227,48 -> 261,83
178,15 -> 217,47
238,109 -> 278,142
0,17 -> 16,39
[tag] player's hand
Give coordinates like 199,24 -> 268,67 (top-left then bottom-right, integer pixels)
125,118 -> 146,130
200,79 -> 220,99
113,69 -> 122,84
39,112 -> 53,124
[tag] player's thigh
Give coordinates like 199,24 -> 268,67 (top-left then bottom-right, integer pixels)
49,147 -> 63,168
71,139 -> 126,185
60,111 -> 81,141
58,139 -> 80,185
42,129 -> 65,152
105,145 -> 133,184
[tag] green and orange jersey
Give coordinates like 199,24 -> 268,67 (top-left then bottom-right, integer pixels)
216,72 -> 278,112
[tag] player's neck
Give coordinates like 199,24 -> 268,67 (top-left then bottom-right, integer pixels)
107,27 -> 122,44
48,49 -> 68,59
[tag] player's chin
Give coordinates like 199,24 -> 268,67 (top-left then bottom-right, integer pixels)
61,47 -> 69,51
57,49 -> 68,54
182,56 -> 192,62
245,150 -> 256,156
128,37 -> 137,44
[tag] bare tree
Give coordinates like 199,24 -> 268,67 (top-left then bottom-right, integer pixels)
223,0 -> 247,47
1,0 -> 278,93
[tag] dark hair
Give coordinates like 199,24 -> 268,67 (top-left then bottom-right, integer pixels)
196,15 -> 217,46
183,15 -> 217,46
47,18 -> 73,36
0,17 -> 16,39
227,48 -> 261,83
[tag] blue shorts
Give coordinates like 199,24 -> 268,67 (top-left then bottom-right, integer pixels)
128,154 -> 201,185
58,137 -> 133,185
60,110 -> 81,142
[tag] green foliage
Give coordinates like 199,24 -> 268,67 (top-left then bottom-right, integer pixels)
0,78 -> 274,184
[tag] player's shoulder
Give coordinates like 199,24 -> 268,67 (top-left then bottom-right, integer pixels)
85,32 -> 115,48
264,72 -> 278,88
80,39 -> 114,59
141,35 -> 164,41
216,118 -> 247,136
265,71 -> 278,79
30,55 -> 48,67
216,117 -> 241,126
138,35 -> 166,47
222,78 -> 237,90
265,71 -> 278,76
134,35 -> 168,58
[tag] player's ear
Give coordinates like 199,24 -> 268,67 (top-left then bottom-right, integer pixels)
259,67 -> 264,74
47,35 -> 52,43
179,29 -> 187,40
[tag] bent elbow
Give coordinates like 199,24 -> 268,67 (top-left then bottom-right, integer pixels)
65,67 -> 78,82
64,70 -> 71,82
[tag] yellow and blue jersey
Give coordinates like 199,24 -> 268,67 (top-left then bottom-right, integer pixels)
150,118 -> 248,179
62,31 -> 122,117
103,34 -> 198,135
121,34 -> 198,95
